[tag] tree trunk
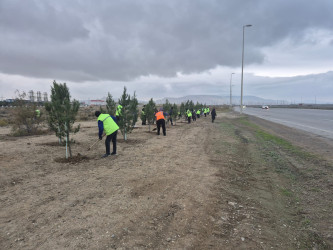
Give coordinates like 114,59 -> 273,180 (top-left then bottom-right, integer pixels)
68,133 -> 72,158
124,127 -> 127,141
65,123 -> 72,158
58,125 -> 62,144
65,136 -> 68,159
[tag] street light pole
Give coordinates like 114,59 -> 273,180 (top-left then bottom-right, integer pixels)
240,24 -> 252,114
230,73 -> 235,108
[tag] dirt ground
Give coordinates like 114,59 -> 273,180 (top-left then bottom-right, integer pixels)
0,111 -> 332,249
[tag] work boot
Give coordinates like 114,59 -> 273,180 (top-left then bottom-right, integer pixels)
101,154 -> 110,158
111,152 -> 117,155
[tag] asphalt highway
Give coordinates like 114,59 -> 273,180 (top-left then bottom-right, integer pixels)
234,107 -> 333,140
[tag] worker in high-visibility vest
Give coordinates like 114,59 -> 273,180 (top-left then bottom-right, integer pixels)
155,108 -> 168,136
141,105 -> 146,125
95,111 -> 119,158
116,104 -> 123,121
186,109 -> 192,123
196,109 -> 201,118
35,109 -> 40,118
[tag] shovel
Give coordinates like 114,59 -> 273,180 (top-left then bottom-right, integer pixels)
87,134 -> 104,151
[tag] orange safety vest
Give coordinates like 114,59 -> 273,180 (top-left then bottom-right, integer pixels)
155,111 -> 165,120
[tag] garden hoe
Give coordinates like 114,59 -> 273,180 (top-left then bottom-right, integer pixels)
87,134 -> 105,151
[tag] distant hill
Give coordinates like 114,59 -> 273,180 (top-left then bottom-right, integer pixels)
154,95 -> 279,105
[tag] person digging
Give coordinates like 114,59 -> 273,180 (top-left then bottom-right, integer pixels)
155,108 -> 168,136
95,111 -> 119,158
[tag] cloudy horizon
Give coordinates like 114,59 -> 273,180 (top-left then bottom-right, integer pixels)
1,0 -> 333,103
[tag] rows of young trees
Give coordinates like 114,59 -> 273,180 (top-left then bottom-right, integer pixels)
9,81 -> 207,158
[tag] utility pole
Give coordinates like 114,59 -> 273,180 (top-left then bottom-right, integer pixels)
240,24 -> 252,113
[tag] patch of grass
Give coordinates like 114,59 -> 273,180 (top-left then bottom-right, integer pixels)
256,129 -> 317,161
238,117 -> 316,160
256,129 -> 293,149
267,150 -> 281,160
302,218 -> 311,228
238,117 -> 259,129
280,188 -> 293,197
0,119 -> 8,127
310,187 -> 320,192
217,121 -> 238,152
220,121 -> 234,131
219,121 -> 238,140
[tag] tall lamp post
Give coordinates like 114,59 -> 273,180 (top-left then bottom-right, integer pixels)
240,24 -> 252,113
230,73 -> 235,108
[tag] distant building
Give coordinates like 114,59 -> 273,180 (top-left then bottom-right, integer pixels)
80,100 -> 106,106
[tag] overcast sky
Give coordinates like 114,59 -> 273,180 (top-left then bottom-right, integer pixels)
0,0 -> 333,103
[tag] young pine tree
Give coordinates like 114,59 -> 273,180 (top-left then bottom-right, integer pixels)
129,92 -> 139,127
117,87 -> 138,140
145,98 -> 156,132
162,99 -> 172,113
180,102 -> 185,118
171,103 -> 178,125
194,101 -> 203,111
45,81 -> 80,158
106,92 -> 116,116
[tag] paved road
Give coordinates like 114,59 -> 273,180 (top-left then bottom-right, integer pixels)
234,107 -> 333,139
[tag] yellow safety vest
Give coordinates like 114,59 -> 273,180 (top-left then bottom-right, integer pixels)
187,110 -> 192,117
116,105 -> 123,116
97,114 -> 119,135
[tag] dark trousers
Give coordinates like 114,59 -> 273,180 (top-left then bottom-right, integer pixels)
105,131 -> 117,155
197,114 -> 200,118
156,119 -> 166,135
204,113 -> 206,117
188,117 -> 191,123
212,116 -> 216,123
169,117 -> 173,125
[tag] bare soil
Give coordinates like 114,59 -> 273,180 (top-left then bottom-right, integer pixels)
0,111 -> 332,249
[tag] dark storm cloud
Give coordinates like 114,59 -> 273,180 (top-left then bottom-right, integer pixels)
0,0 -> 333,81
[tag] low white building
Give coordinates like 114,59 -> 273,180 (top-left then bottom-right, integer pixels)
80,100 -> 106,106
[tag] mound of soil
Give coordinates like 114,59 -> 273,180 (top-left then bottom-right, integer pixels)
36,141 -> 65,147
117,138 -> 146,145
54,153 -> 90,163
